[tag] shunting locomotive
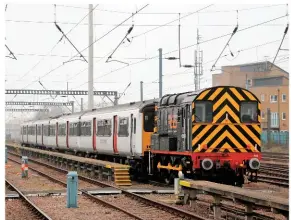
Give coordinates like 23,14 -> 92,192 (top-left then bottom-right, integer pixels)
147,86 -> 261,186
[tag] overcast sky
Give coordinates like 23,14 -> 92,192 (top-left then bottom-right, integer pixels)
4,3 -> 289,121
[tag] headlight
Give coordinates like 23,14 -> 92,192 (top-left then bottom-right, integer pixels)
249,158 -> 260,170
201,158 -> 213,171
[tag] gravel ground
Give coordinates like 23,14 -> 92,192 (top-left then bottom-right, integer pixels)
8,154 -> 171,192
120,182 -> 172,190
243,182 -> 288,199
143,193 -> 287,220
8,155 -> 99,190
261,161 -> 288,166
143,194 -> 211,218
6,161 -> 65,192
6,199 -> 44,220
30,195 -> 135,220
99,194 -> 185,220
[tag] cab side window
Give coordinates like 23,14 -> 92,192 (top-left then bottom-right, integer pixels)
144,111 -> 155,132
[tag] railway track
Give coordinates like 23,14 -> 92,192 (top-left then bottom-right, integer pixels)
8,151 -> 280,219
7,154 -> 206,220
5,179 -> 52,220
258,163 -> 289,187
261,152 -> 289,162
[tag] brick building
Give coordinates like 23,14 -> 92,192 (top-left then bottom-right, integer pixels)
212,61 -> 289,131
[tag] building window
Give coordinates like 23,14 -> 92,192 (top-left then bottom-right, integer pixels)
270,95 -> 278,103
240,102 -> 258,123
261,111 -> 265,119
282,112 -> 286,120
260,94 -> 265,102
194,101 -> 213,122
282,94 -> 286,102
247,79 -> 252,87
271,112 -> 279,128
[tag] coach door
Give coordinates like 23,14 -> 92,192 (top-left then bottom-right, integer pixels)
41,124 -> 44,145
92,118 -> 96,151
66,121 -> 69,148
181,105 -> 191,151
130,114 -> 136,156
26,125 -> 28,143
113,115 -> 118,154
56,122 -> 58,147
35,124 -> 38,144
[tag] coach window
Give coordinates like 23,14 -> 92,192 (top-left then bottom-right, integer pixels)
69,123 -> 74,136
73,123 -> 80,136
81,122 -> 86,136
104,119 -> 112,136
134,118 -> 136,134
240,102 -> 258,123
81,121 -> 91,136
97,120 -> 105,136
50,125 -> 55,136
37,126 -> 41,135
195,101 -> 213,122
118,117 -> 129,137
58,124 -> 65,136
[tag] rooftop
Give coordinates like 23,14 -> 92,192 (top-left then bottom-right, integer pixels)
223,61 -> 289,75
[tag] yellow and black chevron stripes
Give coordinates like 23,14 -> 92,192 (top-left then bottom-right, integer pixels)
192,86 -> 261,153
192,124 -> 260,153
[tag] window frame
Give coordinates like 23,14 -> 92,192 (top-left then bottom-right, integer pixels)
260,94 -> 265,102
240,101 -> 258,123
81,121 -> 91,136
118,117 -> 129,137
270,95 -> 278,103
282,112 -> 286,120
261,111 -> 265,119
97,119 -> 112,137
282,94 -> 286,102
143,110 -> 155,132
194,101 -> 213,123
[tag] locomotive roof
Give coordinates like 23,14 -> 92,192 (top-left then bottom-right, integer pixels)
159,86 -> 259,106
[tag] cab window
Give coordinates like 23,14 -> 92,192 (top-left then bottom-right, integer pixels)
194,101 -> 213,122
144,111 -> 155,132
240,102 -> 258,123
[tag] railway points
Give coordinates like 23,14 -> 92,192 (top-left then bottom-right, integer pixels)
179,179 -> 289,219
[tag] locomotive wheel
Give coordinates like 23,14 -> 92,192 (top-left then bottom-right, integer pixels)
163,171 -> 175,185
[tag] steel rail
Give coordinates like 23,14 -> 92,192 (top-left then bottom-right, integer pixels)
5,179 -> 52,220
8,157 -> 144,220
8,156 -> 205,220
8,151 -> 277,220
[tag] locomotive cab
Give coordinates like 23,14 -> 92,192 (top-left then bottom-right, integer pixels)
149,86 -> 262,186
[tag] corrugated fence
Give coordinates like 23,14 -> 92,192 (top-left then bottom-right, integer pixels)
261,131 -> 289,146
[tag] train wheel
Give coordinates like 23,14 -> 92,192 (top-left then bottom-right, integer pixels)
163,171 -> 175,185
